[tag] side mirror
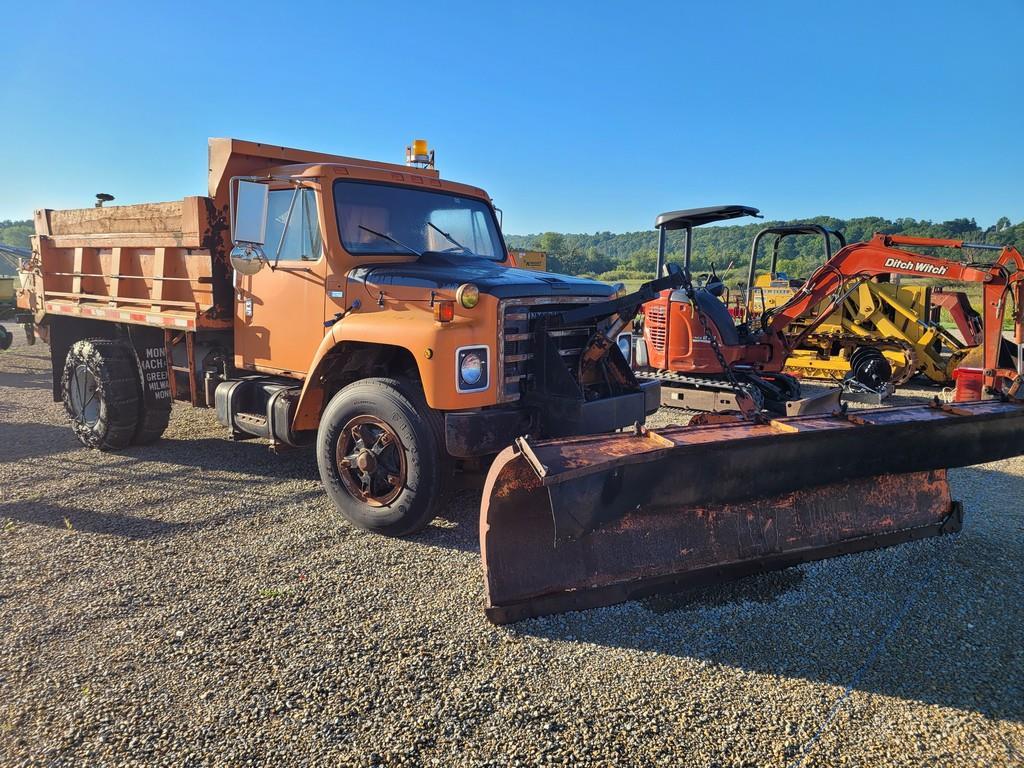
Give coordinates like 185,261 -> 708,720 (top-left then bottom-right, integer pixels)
231,180 -> 269,276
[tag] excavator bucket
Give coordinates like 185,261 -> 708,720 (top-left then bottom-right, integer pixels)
480,399 -> 1024,623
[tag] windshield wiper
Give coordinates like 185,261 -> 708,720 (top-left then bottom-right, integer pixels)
427,222 -> 476,256
358,225 -> 422,257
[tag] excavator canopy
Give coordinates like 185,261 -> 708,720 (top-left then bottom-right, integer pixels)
655,205 -> 761,230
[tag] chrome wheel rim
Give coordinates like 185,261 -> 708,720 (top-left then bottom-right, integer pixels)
69,364 -> 101,427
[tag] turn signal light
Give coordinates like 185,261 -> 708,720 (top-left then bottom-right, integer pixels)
434,300 -> 455,323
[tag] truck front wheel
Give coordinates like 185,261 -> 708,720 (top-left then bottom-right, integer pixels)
317,377 -> 448,536
61,338 -> 142,450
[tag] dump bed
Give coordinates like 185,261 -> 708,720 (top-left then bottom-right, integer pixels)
31,197 -> 232,331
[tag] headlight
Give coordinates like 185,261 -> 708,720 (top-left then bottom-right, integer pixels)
457,346 -> 488,392
461,353 -> 483,384
457,283 -> 480,309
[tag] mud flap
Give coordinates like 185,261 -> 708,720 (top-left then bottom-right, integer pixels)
125,325 -> 173,411
480,399 -> 1024,623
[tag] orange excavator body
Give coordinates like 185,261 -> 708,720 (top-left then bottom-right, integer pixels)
644,289 -> 779,373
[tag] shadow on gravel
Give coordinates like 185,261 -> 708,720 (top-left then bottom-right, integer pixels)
125,438 -> 320,481
640,569 -> 806,614
0,367 -> 52,391
513,464 -> 1024,723
408,488 -> 483,554
0,500 -> 246,540
0,422 -> 81,462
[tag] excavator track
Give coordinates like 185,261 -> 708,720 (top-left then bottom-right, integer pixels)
785,333 -> 920,385
634,369 -> 765,412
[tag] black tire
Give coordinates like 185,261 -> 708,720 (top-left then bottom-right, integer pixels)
316,377 -> 449,536
0,326 -> 11,351
61,338 -> 141,450
132,395 -> 172,445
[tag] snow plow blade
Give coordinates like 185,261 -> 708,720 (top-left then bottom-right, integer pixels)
480,399 -> 1024,623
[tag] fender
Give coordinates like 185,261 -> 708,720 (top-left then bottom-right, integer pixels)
291,310 -> 499,432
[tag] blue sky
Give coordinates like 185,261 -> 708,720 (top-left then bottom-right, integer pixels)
1,1 -> 1020,233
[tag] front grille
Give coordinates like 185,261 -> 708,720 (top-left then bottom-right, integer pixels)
498,298 -> 602,402
645,304 -> 667,353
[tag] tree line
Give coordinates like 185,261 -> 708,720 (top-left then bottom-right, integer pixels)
506,216 -> 1024,284
5,215 -> 1023,281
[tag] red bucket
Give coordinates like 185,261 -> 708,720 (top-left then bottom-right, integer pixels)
952,367 -> 983,402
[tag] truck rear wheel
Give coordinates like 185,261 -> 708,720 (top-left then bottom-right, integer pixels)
0,325 -> 11,350
316,377 -> 448,537
62,338 -> 141,450
132,397 -> 172,445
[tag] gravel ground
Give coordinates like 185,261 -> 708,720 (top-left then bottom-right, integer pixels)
1,333 -> 1022,767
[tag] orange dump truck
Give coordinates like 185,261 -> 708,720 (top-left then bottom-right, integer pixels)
18,138 -> 669,534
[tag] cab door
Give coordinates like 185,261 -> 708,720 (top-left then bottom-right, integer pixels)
235,185 -> 328,377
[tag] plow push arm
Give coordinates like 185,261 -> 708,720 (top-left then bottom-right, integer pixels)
542,264 -> 686,383
541,263 -> 686,330
763,234 -> 1024,392
523,267 -> 687,435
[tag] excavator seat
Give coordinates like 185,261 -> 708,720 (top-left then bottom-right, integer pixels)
670,287 -> 741,345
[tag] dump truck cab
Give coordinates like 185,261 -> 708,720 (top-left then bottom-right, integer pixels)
218,145 -> 657,450
25,138 -> 666,536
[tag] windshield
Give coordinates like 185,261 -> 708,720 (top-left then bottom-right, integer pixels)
334,180 -> 505,260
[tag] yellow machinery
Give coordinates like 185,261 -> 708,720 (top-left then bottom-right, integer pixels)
508,249 -> 548,271
1,245 -> 33,350
743,227 -> 982,386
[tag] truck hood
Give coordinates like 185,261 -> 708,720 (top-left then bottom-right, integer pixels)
349,252 -> 615,299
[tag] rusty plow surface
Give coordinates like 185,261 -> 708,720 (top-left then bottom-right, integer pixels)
479,400 -> 1024,623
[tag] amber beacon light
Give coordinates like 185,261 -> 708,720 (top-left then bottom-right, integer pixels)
405,139 -> 435,168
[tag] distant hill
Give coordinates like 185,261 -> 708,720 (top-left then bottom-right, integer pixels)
5,214 -> 1022,281
506,215 -> 1024,283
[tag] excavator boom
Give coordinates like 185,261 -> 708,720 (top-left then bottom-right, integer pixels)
765,234 -> 1024,391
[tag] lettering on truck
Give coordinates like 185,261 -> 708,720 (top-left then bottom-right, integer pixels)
883,256 -> 949,276
139,346 -> 171,400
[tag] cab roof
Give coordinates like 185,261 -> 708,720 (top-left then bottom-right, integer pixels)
261,162 -> 490,201
207,138 -> 489,203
